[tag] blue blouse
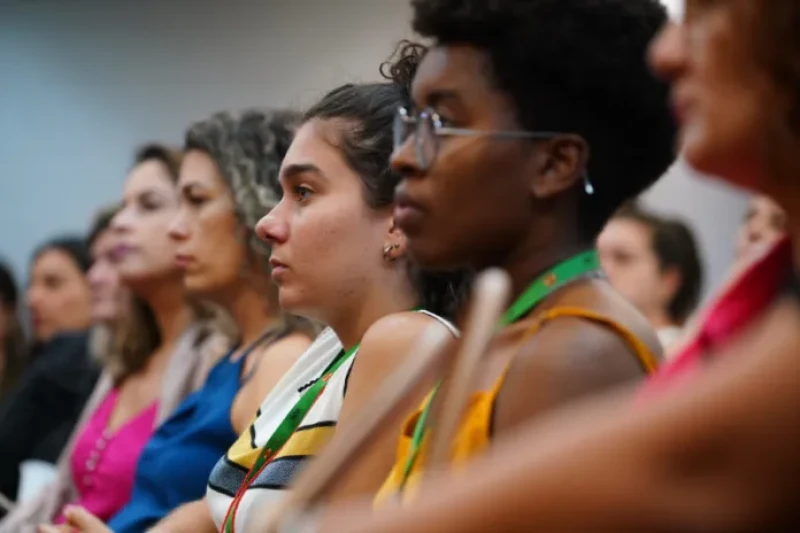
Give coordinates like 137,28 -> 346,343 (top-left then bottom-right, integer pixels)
107,351 -> 243,532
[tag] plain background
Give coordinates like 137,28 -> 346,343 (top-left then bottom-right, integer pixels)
0,0 -> 749,302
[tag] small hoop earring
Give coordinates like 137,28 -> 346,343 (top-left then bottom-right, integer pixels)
583,173 -> 595,196
383,243 -> 400,263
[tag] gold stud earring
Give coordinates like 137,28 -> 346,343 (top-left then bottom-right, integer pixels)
383,243 -> 400,263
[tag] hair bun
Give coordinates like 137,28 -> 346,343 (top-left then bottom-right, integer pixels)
380,40 -> 427,92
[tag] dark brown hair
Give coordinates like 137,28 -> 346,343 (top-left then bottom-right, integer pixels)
0,261 -> 26,399
135,143 -> 184,182
615,204 -> 703,325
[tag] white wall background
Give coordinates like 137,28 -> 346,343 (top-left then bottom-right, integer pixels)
0,0 -> 749,300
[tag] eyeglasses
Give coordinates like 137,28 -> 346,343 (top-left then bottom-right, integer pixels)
393,106 -> 564,171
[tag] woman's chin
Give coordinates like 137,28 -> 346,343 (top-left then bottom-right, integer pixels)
278,292 -> 320,323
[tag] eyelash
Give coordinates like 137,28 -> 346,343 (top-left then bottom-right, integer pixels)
140,199 -> 162,211
293,185 -> 313,202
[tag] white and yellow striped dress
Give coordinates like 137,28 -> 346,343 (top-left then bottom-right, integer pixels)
206,311 -> 457,531
206,327 -> 345,531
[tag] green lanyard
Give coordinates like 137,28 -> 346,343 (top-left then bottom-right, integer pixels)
221,343 -> 360,533
399,250 -> 600,488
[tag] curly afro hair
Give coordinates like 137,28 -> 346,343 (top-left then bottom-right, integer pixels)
411,0 -> 677,238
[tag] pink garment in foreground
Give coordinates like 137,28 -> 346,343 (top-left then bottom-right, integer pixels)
55,388 -> 158,523
640,236 -> 792,399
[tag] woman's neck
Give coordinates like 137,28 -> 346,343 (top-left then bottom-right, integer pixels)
766,184 -> 800,270
327,268 -> 417,350
142,282 -> 193,359
500,219 -> 593,304
222,283 -> 277,349
645,309 -> 676,331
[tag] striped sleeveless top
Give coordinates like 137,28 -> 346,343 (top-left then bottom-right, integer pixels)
207,311 -> 457,531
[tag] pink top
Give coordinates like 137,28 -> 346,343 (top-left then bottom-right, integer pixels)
55,388 -> 158,523
640,236 -> 792,399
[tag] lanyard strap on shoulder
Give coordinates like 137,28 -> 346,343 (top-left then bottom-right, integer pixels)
400,250 -> 600,488
221,343 -> 359,533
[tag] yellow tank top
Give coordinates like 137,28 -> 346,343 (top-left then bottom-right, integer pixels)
375,306 -> 659,506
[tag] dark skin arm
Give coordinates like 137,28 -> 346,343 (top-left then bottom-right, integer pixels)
319,299 -> 800,532
494,316 -> 653,436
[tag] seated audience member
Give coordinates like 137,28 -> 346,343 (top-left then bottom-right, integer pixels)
62,111 -> 317,533
140,63 -> 470,533
311,0 -> 800,530
598,204 -> 703,349
160,3 -> 670,530
0,196 -> 224,532
368,0 -> 672,508
735,195 -> 786,264
0,236 -> 96,504
0,261 -> 26,401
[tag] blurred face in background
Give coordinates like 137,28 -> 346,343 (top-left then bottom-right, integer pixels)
598,217 -> 677,321
169,150 -> 252,300
111,159 -> 182,291
27,248 -> 92,342
735,195 -> 786,261
649,1 -> 792,195
87,229 -> 131,325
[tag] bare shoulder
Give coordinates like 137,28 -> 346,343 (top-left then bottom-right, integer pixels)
494,284 -> 659,434
262,331 -> 315,359
512,316 -> 650,391
249,331 -> 314,378
342,311 -> 457,413
359,311 -> 455,356
233,332 -> 315,433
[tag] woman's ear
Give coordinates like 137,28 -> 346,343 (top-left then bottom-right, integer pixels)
383,218 -> 408,263
529,135 -> 590,199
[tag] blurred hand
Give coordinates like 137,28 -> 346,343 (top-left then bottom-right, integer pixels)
48,506 -> 113,533
37,525 -> 75,533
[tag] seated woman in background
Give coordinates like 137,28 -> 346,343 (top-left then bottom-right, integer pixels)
317,0 -> 800,529
85,110 -> 318,533
598,204 -> 704,349
0,261 -> 26,402
3,149 -> 229,532
735,195 -> 786,264
142,55 -> 470,533
0,236 -> 96,506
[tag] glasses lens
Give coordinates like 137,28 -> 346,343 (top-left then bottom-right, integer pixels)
393,107 -> 415,151
416,112 -> 438,171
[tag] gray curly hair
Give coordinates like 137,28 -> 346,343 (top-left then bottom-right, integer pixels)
183,109 -> 321,339
184,108 -> 299,258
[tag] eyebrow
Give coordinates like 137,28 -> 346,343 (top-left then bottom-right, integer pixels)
419,89 -> 463,108
280,163 -> 327,182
